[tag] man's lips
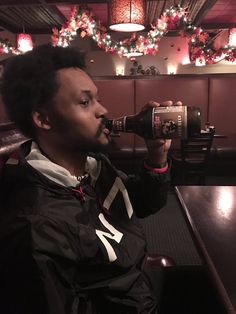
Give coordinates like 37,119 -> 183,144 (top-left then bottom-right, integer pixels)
103,127 -> 110,135
96,123 -> 110,138
101,117 -> 110,135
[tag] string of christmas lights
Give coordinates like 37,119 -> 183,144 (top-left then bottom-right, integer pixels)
1,4 -> 236,64
51,4 -> 236,63
51,5 -> 186,57
0,36 -> 32,55
180,26 -> 236,64
0,38 -> 19,55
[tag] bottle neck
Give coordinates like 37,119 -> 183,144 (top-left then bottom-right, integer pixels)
111,116 -> 126,132
124,115 -> 136,132
106,115 -> 135,133
107,108 -> 153,138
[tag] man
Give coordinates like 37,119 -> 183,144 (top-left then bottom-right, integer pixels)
0,44 -> 173,314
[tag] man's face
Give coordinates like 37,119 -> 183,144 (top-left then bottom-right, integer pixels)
46,67 -> 110,153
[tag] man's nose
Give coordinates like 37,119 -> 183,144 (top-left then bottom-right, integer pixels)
96,101 -> 108,118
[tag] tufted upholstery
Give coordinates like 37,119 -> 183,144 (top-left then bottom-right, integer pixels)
95,79 -> 135,153
208,76 -> 236,148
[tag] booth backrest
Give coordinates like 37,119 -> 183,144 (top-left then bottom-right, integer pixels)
0,127 -> 26,162
0,96 -> 9,123
208,76 -> 236,147
94,79 -> 135,154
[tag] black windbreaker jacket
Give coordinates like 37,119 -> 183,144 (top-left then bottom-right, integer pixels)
0,141 -> 170,314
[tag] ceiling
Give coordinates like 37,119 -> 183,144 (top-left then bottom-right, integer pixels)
0,0 -> 235,36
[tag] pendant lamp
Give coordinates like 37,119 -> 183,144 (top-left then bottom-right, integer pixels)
109,0 -> 145,32
17,33 -> 33,53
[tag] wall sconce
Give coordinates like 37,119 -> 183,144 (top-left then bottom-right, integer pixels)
17,33 -> 33,53
116,66 -> 125,76
167,64 -> 177,74
182,56 -> 191,65
109,0 -> 145,32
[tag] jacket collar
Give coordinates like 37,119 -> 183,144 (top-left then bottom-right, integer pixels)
25,141 -> 101,187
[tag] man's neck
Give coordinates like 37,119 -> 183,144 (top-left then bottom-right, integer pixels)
36,139 -> 87,178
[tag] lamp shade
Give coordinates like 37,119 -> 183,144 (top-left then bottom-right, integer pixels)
124,51 -> 143,57
109,0 -> 145,32
17,33 -> 33,53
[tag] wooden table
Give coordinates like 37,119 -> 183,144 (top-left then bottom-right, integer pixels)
175,186 -> 236,314
213,134 -> 228,139
200,130 -> 227,139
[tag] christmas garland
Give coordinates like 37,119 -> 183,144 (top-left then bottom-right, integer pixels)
0,38 -> 19,55
180,26 -> 236,64
1,4 -> 235,64
51,5 -> 186,57
0,37 -> 32,55
51,4 -> 236,63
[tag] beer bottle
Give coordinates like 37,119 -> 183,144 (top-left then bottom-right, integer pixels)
105,106 -> 201,139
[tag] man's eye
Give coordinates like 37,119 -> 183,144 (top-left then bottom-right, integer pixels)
79,100 -> 89,107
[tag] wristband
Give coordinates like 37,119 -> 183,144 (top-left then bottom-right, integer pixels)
144,160 -> 168,173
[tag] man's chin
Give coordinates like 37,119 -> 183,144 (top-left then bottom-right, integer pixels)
77,140 -> 111,154
92,142 -> 110,153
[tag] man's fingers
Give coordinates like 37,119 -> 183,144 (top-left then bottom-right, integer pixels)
141,100 -> 160,111
146,100 -> 160,107
143,100 -> 183,111
160,100 -> 173,107
174,100 -> 183,106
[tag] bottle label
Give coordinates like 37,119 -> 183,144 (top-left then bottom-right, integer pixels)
152,106 -> 187,139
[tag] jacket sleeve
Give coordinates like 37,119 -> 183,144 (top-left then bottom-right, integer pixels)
120,161 -> 171,218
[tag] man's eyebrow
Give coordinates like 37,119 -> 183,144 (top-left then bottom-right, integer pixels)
75,90 -> 92,99
81,90 -> 92,95
80,90 -> 99,98
80,90 -> 98,97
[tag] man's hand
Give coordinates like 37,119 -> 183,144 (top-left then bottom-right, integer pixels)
144,100 -> 182,165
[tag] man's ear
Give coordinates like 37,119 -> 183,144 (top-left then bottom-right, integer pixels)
32,111 -> 51,130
